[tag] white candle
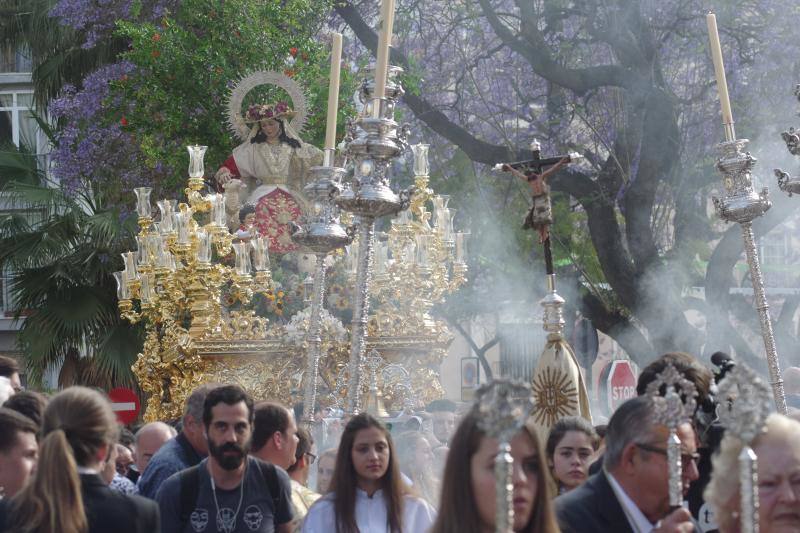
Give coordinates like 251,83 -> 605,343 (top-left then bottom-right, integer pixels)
373,0 -> 396,119
325,33 -> 343,155
706,13 -> 735,139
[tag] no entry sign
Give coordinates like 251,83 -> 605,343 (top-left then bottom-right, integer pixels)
606,360 -> 637,413
109,387 -> 140,425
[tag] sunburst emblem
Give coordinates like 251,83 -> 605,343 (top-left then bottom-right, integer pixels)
531,367 -> 577,427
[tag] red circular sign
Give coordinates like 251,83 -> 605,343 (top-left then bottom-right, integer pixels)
606,360 -> 637,413
109,387 -> 140,425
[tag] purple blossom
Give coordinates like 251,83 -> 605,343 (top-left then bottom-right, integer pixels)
49,0 -> 180,48
49,62 -> 146,195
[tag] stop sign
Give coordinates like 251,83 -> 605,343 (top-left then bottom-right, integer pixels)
606,360 -> 637,413
109,387 -> 140,425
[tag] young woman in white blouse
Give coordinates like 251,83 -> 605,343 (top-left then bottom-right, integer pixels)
302,413 -> 436,533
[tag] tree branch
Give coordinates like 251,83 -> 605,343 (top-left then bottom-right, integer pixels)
476,0 -> 629,94
449,319 -> 495,380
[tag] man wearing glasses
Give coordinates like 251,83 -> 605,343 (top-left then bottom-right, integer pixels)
287,428 -> 320,531
556,396 -> 701,532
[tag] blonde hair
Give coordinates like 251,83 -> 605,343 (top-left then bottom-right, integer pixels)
8,386 -> 118,533
704,413 -> 800,532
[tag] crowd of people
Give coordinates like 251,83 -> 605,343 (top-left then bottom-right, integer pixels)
0,352 -> 798,532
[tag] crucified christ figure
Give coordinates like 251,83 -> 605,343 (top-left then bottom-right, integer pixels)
501,156 -> 569,243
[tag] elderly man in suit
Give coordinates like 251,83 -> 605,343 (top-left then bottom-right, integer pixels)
556,396 -> 700,533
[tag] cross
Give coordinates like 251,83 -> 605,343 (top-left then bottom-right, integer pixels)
495,139 -> 575,272
498,139 -> 573,174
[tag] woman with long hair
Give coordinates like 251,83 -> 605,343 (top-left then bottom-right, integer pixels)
0,387 -> 159,533
545,416 -> 598,495
302,413 -> 435,533
430,407 -> 560,533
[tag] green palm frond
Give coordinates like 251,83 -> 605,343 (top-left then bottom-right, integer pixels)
0,144 -> 43,186
91,324 -> 143,386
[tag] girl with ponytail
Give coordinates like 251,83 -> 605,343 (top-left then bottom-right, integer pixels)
0,387 -> 160,533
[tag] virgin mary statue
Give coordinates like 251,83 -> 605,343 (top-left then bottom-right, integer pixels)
215,101 -> 322,253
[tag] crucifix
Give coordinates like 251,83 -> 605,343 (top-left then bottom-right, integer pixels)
495,139 -> 576,274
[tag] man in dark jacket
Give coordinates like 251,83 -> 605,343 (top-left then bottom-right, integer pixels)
556,396 -> 700,533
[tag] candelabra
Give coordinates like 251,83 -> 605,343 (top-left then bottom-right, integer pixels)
712,137 -> 787,414
291,164 -> 352,427
335,66 -> 414,414
334,144 -> 469,409
119,146 -> 286,420
368,143 -> 468,316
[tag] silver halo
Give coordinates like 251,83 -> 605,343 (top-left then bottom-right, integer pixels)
226,70 -> 309,142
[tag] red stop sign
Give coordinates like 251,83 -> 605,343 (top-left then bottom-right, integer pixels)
109,387 -> 140,425
606,360 -> 637,413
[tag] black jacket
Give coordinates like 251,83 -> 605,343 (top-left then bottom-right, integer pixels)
555,470 -> 700,533
555,470 -> 633,533
0,474 -> 160,533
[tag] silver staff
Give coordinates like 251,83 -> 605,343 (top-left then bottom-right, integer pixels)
291,165 -> 353,428
717,363 -> 773,533
336,68 -> 413,414
713,139 -> 787,414
644,363 -> 697,508
475,379 -> 535,533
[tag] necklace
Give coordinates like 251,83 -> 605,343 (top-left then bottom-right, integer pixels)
210,460 -> 247,533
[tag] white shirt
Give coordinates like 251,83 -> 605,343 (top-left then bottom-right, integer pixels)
301,489 -> 436,533
606,471 -> 655,533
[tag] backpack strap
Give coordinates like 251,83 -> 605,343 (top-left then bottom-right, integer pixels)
254,459 -> 282,526
178,464 -> 201,528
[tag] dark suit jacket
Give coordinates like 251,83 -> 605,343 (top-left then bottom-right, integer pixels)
555,470 -> 633,533
0,474 -> 160,533
555,470 -> 700,533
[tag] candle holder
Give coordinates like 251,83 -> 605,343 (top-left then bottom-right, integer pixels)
186,145 -> 207,190
712,137 -> 787,414
291,164 -> 354,426
134,187 -> 153,230
335,65 -> 415,415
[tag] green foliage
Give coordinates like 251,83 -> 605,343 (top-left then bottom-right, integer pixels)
111,0 -> 355,198
0,173 -> 141,387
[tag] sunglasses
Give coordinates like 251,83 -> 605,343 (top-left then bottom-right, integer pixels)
305,452 -> 317,465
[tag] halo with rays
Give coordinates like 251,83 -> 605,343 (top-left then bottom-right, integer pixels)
226,70 -> 309,142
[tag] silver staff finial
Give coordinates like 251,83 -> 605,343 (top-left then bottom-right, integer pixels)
717,363 -> 772,444
645,362 -> 697,428
717,364 -> 773,533
475,379 -> 534,533
476,379 -> 534,440
644,363 -> 698,508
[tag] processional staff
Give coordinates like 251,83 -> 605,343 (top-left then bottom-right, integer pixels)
495,142 -> 591,436
644,363 -> 697,510
475,379 -> 535,533
705,12 -> 788,413
716,363 -> 773,533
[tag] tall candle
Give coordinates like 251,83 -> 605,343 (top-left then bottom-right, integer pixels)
325,33 -> 343,158
372,0 -> 396,119
706,13 -> 735,140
